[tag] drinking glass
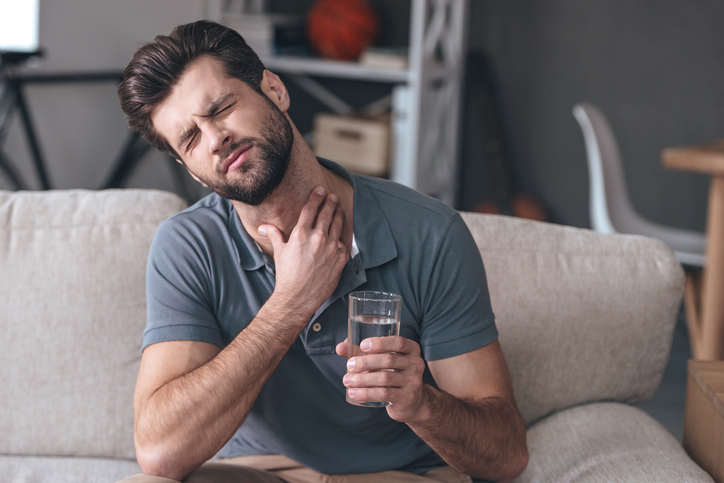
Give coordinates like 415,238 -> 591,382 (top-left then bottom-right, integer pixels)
346,291 -> 401,407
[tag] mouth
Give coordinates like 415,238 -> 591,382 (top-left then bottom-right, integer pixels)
222,144 -> 253,174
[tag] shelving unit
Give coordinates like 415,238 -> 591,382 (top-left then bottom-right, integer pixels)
211,0 -> 469,206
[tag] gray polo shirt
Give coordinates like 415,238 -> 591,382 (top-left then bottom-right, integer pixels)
144,159 -> 497,475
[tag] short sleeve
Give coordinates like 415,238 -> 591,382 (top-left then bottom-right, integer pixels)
419,213 -> 497,360
143,216 -> 224,350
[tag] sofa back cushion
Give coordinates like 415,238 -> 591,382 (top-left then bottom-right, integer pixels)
0,195 -> 684,457
0,189 -> 187,460
460,212 -> 684,425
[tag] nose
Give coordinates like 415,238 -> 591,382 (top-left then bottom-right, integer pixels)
206,123 -> 232,156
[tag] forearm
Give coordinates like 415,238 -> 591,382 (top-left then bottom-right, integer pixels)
135,297 -> 310,479
408,385 -> 528,482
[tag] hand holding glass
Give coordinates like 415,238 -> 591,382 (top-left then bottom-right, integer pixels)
346,291 -> 401,407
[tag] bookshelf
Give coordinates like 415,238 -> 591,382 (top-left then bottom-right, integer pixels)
210,0 -> 469,206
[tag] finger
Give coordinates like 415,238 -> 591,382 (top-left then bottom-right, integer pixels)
258,225 -> 285,250
360,336 -> 417,356
297,186 -> 327,228
346,386 -> 408,404
330,241 -> 349,270
328,207 -> 344,240
348,352 -> 419,373
336,241 -> 348,260
335,339 -> 349,357
312,193 -> 339,231
343,369 -> 404,389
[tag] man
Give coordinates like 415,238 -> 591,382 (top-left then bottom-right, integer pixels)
117,20 -> 528,483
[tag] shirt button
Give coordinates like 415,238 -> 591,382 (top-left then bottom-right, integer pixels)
312,322 -> 322,332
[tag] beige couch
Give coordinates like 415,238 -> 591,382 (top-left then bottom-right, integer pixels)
0,189 -> 712,482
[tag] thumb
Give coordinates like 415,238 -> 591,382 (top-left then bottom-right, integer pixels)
258,224 -> 285,249
335,339 -> 349,357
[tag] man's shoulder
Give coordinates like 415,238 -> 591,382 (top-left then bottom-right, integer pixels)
160,192 -> 231,230
153,193 -> 235,249
354,174 -> 458,225
148,193 -> 248,275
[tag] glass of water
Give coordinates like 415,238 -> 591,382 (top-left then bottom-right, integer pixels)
347,291 -> 402,407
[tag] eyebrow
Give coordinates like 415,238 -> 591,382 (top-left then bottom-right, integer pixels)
175,93 -> 237,152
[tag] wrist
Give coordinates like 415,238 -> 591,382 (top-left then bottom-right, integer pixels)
263,292 -> 316,330
407,384 -> 438,426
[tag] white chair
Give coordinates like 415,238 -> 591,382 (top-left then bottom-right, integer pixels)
572,102 -> 706,268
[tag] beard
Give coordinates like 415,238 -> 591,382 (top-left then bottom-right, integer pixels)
200,98 -> 294,206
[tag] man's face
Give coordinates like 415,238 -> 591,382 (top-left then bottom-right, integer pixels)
151,55 -> 293,205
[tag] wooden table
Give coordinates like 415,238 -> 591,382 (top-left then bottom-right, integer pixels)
684,360 -> 724,482
663,141 -> 724,360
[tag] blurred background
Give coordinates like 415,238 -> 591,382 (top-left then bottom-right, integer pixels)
1,0 -> 721,232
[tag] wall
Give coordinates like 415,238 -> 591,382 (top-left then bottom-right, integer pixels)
1,0 -> 206,193
3,1 -> 722,233
460,0 -> 724,230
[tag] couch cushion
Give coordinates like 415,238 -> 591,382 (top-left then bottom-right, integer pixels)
517,402 -> 713,482
460,213 -> 684,424
0,189 -> 187,460
0,455 -> 141,483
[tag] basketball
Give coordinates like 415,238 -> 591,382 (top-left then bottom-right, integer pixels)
307,0 -> 379,61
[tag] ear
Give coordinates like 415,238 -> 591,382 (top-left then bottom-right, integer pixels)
260,70 -> 290,112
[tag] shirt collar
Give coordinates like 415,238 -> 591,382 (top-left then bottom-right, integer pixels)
317,157 -> 396,270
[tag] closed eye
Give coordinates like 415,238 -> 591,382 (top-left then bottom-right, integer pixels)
205,94 -> 237,119
182,130 -> 199,154
178,96 -> 237,153
214,102 -> 235,117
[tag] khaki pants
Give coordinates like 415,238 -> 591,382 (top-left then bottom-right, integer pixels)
118,455 -> 472,483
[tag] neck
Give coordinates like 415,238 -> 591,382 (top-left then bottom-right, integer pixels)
231,125 -> 354,257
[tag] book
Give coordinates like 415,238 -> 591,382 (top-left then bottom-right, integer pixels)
359,47 -> 409,71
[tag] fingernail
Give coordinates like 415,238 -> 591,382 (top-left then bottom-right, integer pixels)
316,186 -> 325,196
258,227 -> 267,236
347,388 -> 358,397
360,340 -> 371,351
343,374 -> 352,386
330,193 -> 339,203
347,358 -> 355,370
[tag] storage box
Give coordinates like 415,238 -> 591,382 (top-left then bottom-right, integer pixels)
313,113 -> 390,177
684,360 -> 724,482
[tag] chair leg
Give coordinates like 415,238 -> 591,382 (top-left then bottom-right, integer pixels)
684,269 -> 703,359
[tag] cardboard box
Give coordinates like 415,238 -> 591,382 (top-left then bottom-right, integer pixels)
313,113 -> 390,177
684,360 -> 724,482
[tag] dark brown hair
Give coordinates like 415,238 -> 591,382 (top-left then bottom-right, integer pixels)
117,20 -> 266,156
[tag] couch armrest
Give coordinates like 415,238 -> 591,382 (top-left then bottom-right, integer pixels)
460,213 -> 684,424
516,403 -> 712,482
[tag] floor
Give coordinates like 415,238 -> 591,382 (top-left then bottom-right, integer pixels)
636,307 -> 691,442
